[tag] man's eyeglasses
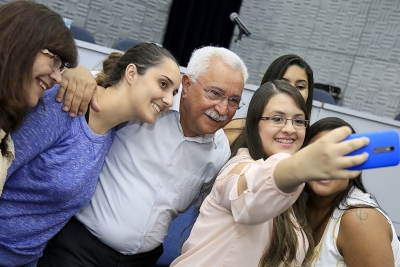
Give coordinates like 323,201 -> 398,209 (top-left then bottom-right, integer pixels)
260,116 -> 308,129
41,49 -> 65,72
195,79 -> 244,110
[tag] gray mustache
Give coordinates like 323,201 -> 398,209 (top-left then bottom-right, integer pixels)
205,110 -> 228,121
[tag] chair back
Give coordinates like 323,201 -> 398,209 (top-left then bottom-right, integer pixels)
70,25 -> 95,44
313,88 -> 336,104
112,39 -> 141,51
156,206 -> 196,266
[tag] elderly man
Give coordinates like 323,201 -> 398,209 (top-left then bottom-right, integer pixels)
39,46 -> 248,267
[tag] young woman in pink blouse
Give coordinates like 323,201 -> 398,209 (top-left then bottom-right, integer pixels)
171,80 -> 369,267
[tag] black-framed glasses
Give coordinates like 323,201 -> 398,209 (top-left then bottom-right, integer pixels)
41,49 -> 65,72
194,79 -> 245,110
260,116 -> 308,129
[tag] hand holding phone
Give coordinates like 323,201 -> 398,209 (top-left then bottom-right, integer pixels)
344,130 -> 400,170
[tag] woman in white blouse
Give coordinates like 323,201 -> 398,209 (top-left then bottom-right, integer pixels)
304,117 -> 400,267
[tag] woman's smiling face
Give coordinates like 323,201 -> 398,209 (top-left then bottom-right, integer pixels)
306,130 -> 350,198
258,93 -> 306,157
282,65 -> 309,102
27,50 -> 63,107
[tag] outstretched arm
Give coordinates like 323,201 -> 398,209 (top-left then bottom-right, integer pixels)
56,66 -> 100,117
338,208 -> 395,267
218,153 -> 299,224
274,126 -> 369,193
217,126 -> 368,224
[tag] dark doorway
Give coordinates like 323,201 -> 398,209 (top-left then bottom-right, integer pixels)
163,0 -> 243,67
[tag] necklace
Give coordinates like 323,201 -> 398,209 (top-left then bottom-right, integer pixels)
308,216 -> 331,267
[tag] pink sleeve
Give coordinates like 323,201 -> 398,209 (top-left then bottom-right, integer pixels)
216,153 -> 304,225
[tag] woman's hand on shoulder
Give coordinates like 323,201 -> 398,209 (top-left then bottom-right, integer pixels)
56,66 -> 100,117
338,207 -> 394,267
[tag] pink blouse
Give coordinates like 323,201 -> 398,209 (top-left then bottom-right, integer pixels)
171,148 -> 307,267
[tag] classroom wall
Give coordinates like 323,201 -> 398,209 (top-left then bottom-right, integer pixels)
232,0 -> 400,119
0,0 -> 172,48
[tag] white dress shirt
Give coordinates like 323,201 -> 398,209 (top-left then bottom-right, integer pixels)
76,97 -> 230,254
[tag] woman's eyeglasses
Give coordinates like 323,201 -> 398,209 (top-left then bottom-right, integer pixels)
41,49 -> 65,72
260,116 -> 308,129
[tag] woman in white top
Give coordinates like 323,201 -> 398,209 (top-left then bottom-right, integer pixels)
171,81 -> 370,267
304,117 -> 400,267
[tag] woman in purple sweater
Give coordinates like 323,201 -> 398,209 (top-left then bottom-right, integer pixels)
0,3 -> 181,266
0,1 -> 78,197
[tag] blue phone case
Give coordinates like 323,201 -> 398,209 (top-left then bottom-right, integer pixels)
344,130 -> 400,170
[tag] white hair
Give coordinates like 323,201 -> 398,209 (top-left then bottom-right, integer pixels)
186,46 -> 248,84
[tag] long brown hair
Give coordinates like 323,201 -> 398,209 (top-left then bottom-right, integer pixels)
230,80 -> 314,266
96,42 -> 178,88
0,0 -> 77,156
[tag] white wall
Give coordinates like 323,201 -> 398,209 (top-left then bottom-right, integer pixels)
233,0 -> 400,119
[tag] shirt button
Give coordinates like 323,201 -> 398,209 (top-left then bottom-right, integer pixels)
157,182 -> 161,188
169,162 -> 173,166
146,233 -> 150,237
153,207 -> 157,211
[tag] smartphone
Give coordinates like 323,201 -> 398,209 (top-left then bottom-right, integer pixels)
344,130 -> 400,170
